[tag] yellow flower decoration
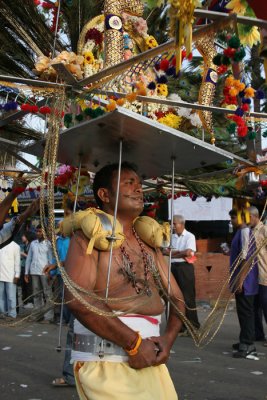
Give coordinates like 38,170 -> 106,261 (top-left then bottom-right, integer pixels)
106,99 -> 117,112
156,84 -> 168,97
83,51 -> 95,65
225,76 -> 234,87
244,87 -> 255,98
116,98 -> 125,106
145,35 -> 158,50
158,113 -> 182,129
229,87 -> 239,97
225,104 -> 237,111
239,26 -> 260,48
226,0 -> 246,15
233,81 -> 245,92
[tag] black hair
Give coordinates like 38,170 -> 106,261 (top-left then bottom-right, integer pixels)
93,162 -> 138,209
36,224 -> 42,230
229,209 -> 237,217
64,198 -> 87,212
24,231 -> 36,243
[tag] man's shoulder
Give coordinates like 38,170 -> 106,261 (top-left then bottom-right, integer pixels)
184,230 -> 195,239
256,222 -> 267,235
11,241 -> 20,249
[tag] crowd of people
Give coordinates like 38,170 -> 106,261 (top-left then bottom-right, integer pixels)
0,165 -> 267,399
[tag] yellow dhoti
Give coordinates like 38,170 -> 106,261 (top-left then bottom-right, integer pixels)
74,361 -> 178,400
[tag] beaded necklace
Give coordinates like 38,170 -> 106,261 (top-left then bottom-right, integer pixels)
119,228 -> 153,297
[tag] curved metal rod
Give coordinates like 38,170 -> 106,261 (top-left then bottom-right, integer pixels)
105,139 -> 123,302
73,162 -> 82,213
167,157 -> 176,320
99,140 -> 123,358
52,0 -> 61,59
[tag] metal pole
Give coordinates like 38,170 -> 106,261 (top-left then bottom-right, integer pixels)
56,284 -> 65,352
52,0 -> 61,59
73,162 -> 82,213
99,140 -> 123,358
167,157 -> 175,319
105,139 -> 123,301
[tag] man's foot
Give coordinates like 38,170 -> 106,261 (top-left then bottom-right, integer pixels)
23,303 -> 34,309
232,342 -> 240,351
52,378 -> 73,387
263,341 -> 267,347
233,344 -> 259,360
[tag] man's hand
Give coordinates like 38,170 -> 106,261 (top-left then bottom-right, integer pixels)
23,198 -> 40,218
13,277 -> 19,284
235,281 -> 243,294
24,274 -> 30,283
127,339 -> 158,369
17,198 -> 40,226
162,248 -> 170,256
12,176 -> 28,192
148,335 -> 172,365
43,264 -> 56,275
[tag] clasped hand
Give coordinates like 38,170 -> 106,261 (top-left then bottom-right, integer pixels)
128,335 -> 171,369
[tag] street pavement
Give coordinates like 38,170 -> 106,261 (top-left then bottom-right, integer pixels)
0,309 -> 266,400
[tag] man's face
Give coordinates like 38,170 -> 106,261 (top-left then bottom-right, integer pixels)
173,219 -> 184,235
36,228 -> 43,240
249,212 -> 259,228
230,214 -> 239,229
102,169 -> 144,216
21,235 -> 27,243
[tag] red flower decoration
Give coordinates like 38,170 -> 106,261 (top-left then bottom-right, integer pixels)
31,105 -> 39,113
187,52 -> 193,61
42,2 -> 54,9
155,111 -> 165,119
85,28 -> 103,46
241,103 -> 249,112
223,86 -> 230,96
159,59 -> 170,71
21,103 -> 31,112
237,125 -> 248,137
223,48 -> 236,58
218,65 -> 228,75
39,106 -> 51,115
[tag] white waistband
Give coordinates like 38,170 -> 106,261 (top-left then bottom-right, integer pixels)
72,314 -> 161,363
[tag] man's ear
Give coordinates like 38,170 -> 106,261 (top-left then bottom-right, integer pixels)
97,188 -> 110,204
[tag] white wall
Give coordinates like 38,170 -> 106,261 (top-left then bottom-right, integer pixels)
168,196 -> 233,221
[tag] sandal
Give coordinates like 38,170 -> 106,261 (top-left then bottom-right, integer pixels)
52,377 -> 70,387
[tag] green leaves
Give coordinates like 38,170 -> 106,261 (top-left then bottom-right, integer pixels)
142,0 -> 165,10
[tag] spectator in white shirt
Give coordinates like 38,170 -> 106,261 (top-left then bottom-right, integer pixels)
0,178 -> 39,249
0,241 -> 21,319
163,214 -> 200,334
25,225 -> 54,322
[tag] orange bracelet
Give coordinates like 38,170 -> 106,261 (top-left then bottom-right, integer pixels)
124,333 -> 142,356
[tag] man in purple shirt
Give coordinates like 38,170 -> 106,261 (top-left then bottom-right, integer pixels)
228,209 -> 259,359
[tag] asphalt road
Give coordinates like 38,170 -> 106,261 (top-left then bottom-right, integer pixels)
0,309 -> 266,400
